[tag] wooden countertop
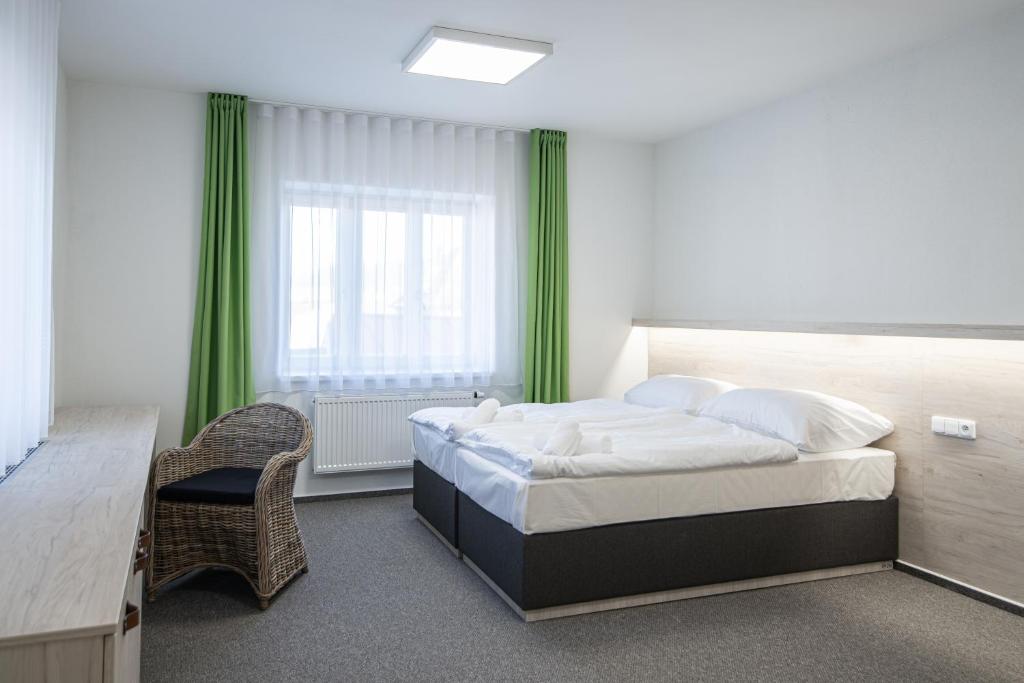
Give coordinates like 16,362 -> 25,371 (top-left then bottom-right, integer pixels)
0,406 -> 159,646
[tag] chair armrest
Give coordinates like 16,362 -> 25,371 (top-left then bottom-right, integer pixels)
148,411 -> 237,491
149,443 -> 228,491
254,449 -> 308,507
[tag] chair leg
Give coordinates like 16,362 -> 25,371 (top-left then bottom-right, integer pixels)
258,597 -> 270,610
301,565 -> 309,574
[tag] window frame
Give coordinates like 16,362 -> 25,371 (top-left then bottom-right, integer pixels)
278,180 -> 492,384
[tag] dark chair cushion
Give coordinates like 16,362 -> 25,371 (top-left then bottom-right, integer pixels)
157,467 -> 263,505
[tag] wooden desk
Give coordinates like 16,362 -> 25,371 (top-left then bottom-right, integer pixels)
0,406 -> 159,682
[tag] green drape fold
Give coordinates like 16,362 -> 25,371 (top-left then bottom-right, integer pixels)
524,129 -> 569,403
182,93 -> 255,444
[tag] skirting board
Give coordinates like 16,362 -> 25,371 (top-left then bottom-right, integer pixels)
895,561 -> 1024,617
295,487 -> 412,503
464,557 -> 893,622
415,513 -> 461,558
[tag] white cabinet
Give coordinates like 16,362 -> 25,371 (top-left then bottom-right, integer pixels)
0,407 -> 159,683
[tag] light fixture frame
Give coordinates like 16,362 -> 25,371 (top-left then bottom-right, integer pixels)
402,26 -> 553,85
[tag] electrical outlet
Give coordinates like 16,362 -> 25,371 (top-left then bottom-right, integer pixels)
931,415 -> 976,440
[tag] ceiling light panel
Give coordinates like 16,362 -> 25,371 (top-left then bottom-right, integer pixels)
403,27 -> 552,85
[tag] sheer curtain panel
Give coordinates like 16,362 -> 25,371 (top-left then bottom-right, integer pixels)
250,105 -> 527,393
0,0 -> 59,475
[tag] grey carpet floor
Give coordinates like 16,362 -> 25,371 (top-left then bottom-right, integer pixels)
142,494 -> 1024,682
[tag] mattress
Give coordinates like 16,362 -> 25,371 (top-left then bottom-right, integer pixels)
412,423 -> 459,483
455,445 -> 895,534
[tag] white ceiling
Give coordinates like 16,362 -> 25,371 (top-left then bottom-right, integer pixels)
59,0 -> 1024,142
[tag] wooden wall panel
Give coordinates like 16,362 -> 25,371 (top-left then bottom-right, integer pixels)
648,327 -> 1024,604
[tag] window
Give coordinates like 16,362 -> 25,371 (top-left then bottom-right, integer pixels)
421,213 -> 465,318
360,209 -> 407,319
0,0 -> 59,474
251,108 -> 524,392
282,190 -> 480,380
288,205 -> 338,356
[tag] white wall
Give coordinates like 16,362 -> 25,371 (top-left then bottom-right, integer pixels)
54,81 -> 655,495
567,133 -> 653,400
653,8 -> 1024,325
56,81 -> 204,452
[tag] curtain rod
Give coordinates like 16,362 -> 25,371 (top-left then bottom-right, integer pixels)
248,97 -> 531,133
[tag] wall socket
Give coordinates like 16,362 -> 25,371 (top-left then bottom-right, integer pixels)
931,416 -> 977,440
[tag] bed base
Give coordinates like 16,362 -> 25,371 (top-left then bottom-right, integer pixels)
458,492 -> 899,620
412,460 -> 459,550
415,513 -> 461,558
466,556 -> 893,621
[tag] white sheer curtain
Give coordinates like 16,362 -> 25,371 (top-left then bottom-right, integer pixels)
0,0 -> 59,475
250,104 -> 527,394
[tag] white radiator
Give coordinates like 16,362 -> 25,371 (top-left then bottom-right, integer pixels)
312,393 -> 476,473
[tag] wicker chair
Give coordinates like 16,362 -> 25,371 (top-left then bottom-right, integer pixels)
146,403 -> 313,609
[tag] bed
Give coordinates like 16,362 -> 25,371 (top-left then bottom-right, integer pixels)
455,445 -> 895,534
410,388 -> 899,620
411,399 -> 654,552
459,491 -> 897,620
412,423 -> 461,551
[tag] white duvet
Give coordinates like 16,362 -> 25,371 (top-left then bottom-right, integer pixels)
408,398 -> 656,439
409,398 -> 798,480
457,412 -> 798,479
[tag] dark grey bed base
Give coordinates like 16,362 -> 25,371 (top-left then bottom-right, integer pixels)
412,460 -> 458,549
458,491 -> 899,612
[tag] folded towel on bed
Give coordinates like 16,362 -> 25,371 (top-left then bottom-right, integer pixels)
449,398 -> 502,439
538,420 -> 582,457
532,426 -> 612,456
467,398 -> 500,423
493,408 -> 525,423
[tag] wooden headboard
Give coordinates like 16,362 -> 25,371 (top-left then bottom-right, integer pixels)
647,326 -> 1024,605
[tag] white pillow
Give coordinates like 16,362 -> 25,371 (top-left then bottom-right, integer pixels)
699,388 -> 893,452
624,375 -> 738,413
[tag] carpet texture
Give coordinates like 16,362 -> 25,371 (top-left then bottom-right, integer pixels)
142,494 -> 1024,682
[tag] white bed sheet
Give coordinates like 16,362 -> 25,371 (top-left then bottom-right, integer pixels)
454,446 -> 895,534
412,423 -> 460,483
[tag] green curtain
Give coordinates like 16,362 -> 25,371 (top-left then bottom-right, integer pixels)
524,129 -> 569,403
182,93 -> 255,444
